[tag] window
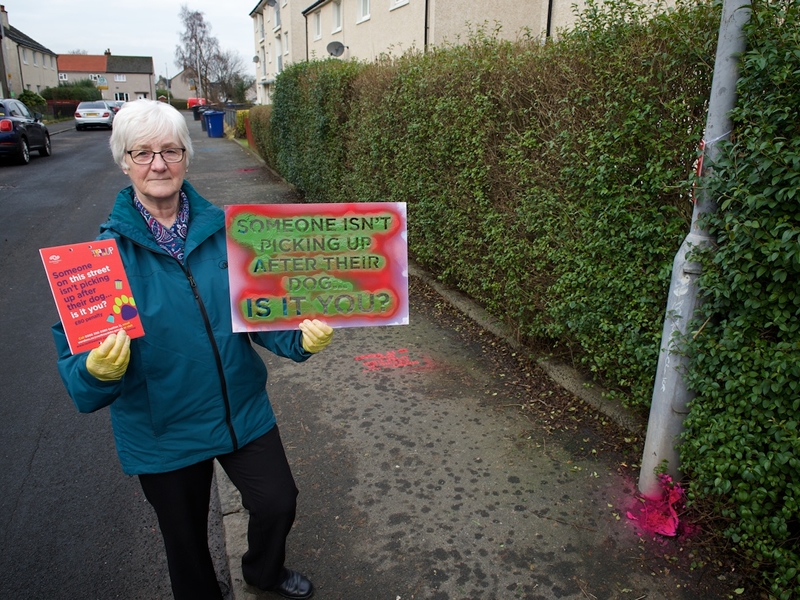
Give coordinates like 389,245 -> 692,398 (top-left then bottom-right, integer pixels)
313,12 -> 322,39
89,74 -> 100,81
114,74 -> 126,82
332,1 -> 342,31
274,4 -> 281,29
258,13 -> 265,39
33,52 -> 39,66
51,56 -> 56,69
284,32 -> 289,55
8,101 -> 20,115
114,92 -> 129,101
260,48 -> 268,80
390,0 -> 409,10
21,48 -> 28,64
357,0 -> 370,22
59,73 -> 68,81
275,36 -> 283,73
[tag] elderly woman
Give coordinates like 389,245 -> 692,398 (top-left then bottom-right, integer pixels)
53,99 -> 330,600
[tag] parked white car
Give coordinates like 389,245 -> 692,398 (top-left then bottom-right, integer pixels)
74,101 -> 114,130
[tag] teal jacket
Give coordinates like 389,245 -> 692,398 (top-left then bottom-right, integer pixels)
53,182 -> 311,475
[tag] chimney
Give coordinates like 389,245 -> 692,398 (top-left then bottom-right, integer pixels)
1,6 -> 9,30
104,49 -> 111,56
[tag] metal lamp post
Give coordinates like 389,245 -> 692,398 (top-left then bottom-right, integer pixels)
638,0 -> 752,497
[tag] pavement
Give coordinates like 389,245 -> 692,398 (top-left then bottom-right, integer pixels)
48,114 -> 732,600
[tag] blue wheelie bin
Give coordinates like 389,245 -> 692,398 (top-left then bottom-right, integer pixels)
205,111 -> 224,138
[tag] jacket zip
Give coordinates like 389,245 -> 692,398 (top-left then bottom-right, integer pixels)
125,235 -> 240,451
185,265 -> 239,451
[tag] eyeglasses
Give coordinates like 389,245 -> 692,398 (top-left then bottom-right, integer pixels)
126,148 -> 186,165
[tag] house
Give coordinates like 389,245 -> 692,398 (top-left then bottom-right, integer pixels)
250,0 -> 309,105
57,50 -> 155,102
0,5 -> 59,97
166,68 -> 200,103
160,68 -> 256,106
248,0 -> 592,105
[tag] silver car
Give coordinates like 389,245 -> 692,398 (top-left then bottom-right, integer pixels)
74,101 -> 114,130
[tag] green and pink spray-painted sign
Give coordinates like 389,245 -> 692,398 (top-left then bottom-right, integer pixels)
225,203 -> 408,332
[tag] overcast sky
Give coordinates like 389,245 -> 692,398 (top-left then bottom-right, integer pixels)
5,0 -> 261,81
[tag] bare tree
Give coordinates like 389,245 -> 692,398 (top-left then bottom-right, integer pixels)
174,5 -> 219,101
210,49 -> 252,102
68,49 -> 89,54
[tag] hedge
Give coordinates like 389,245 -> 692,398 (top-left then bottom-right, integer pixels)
249,104 -> 276,168
270,59 -> 366,203
18,90 -> 46,114
267,0 -> 718,408
259,1 -> 799,593
681,0 -> 800,597
40,80 -> 101,102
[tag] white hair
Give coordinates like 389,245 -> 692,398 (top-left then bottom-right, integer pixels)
109,99 -> 194,170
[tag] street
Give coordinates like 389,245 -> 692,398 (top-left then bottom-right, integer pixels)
0,127 -> 177,598
1,115 -> 744,600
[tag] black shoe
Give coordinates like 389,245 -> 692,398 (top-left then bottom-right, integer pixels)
269,568 -> 314,600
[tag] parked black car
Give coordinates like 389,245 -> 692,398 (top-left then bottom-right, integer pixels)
0,98 -> 51,165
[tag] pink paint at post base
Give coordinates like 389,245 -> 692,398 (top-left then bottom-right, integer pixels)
626,474 -> 696,537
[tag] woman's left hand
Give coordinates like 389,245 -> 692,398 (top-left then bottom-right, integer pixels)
299,319 -> 334,353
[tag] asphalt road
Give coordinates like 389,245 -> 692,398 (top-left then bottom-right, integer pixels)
0,126 -> 179,598
0,117 -> 302,600
1,115 -> 748,600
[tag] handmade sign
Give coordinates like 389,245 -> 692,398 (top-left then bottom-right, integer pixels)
40,239 -> 144,354
225,203 -> 408,331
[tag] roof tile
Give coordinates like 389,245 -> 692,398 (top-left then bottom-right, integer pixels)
57,55 -> 108,72
1,25 -> 56,55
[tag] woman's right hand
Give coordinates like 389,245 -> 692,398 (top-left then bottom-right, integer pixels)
86,330 -> 131,381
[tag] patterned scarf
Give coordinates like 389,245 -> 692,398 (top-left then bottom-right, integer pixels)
133,191 -> 190,264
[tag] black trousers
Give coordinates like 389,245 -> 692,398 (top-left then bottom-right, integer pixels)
139,426 -> 299,600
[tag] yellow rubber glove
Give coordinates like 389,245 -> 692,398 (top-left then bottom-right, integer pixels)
299,319 -> 333,353
86,330 -> 131,381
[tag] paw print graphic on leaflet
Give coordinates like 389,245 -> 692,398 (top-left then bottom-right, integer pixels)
112,295 -> 138,320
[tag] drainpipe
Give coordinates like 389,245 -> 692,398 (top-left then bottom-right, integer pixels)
638,0 -> 752,498
0,13 -> 10,98
304,12 -> 309,61
15,43 -> 23,96
424,0 -> 429,51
